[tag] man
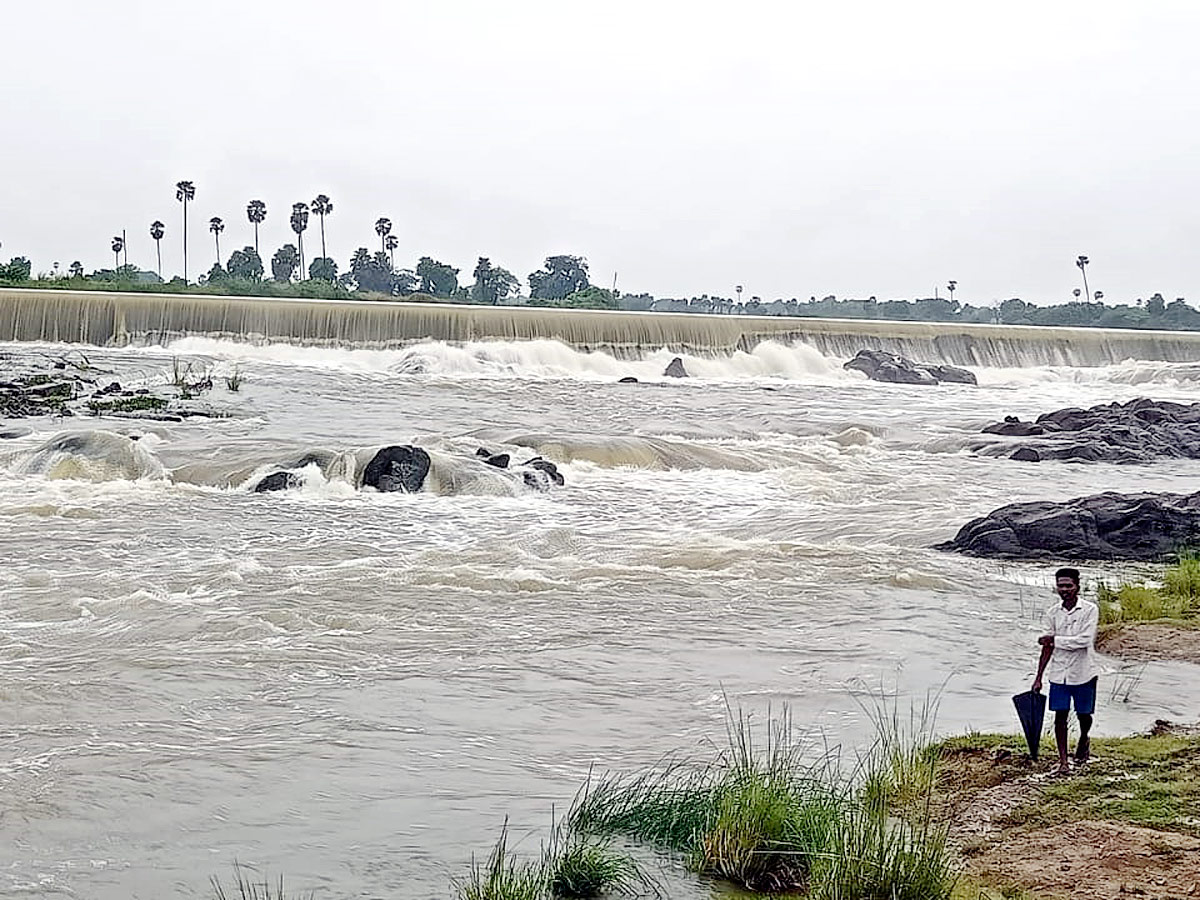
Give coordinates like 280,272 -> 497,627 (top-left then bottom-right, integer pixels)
1032,567 -> 1099,776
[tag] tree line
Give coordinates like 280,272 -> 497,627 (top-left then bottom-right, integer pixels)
1,179 -> 1198,329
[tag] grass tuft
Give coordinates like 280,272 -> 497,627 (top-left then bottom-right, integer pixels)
570,699 -> 958,898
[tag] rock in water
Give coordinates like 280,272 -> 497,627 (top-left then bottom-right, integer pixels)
936,490 -> 1200,560
362,445 -> 432,493
254,471 -> 301,493
618,376 -> 639,383
843,349 -> 977,386
663,357 -> 688,378
978,399 -> 1200,464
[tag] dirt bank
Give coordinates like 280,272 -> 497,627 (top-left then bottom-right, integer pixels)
934,726 -> 1200,900
1098,622 -> 1200,663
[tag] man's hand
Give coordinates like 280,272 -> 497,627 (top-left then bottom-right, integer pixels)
1038,634 -> 1055,647
1032,678 -> 1042,693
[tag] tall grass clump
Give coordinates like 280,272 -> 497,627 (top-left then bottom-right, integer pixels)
859,689 -> 941,816
1162,552 -> 1200,613
569,701 -> 958,898
454,819 -> 647,900
454,821 -> 547,900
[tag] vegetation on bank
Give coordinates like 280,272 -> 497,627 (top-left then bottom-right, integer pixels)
203,707 -> 1200,900
1097,554 -> 1200,626
5,249 -> 1200,327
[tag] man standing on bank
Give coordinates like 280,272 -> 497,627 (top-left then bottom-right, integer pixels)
1032,567 -> 1099,776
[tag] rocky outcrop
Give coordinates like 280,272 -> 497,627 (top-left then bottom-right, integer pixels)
937,490 -> 1200,560
663,357 -> 688,378
362,445 -> 432,493
980,399 -> 1200,464
843,349 -> 977,386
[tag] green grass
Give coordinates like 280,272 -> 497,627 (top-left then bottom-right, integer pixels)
1097,555 -> 1200,625
86,395 -> 168,415
454,819 -> 648,900
933,731 -> 1200,836
569,703 -> 959,898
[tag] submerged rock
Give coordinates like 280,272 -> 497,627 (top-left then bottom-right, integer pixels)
362,445 -> 432,493
663,357 -> 688,378
937,490 -> 1200,560
618,376 -> 639,384
254,471 -> 302,493
978,399 -> 1200,464
843,349 -> 977,386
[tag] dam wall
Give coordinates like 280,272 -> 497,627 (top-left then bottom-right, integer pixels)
5,287 -> 1200,367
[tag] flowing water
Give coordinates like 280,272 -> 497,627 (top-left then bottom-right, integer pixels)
3,330 -> 1200,899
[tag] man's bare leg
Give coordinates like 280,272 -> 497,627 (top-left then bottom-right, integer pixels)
1076,713 -> 1092,764
1054,710 -> 1070,774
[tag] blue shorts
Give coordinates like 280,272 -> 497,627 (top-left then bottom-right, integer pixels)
1049,677 -> 1097,715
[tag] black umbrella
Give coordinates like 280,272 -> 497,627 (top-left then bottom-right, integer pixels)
1012,689 -> 1047,761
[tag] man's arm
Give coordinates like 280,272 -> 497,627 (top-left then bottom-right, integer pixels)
1053,604 -> 1098,650
1032,638 -> 1053,692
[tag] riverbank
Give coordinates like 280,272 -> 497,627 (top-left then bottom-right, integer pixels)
934,725 -> 1200,899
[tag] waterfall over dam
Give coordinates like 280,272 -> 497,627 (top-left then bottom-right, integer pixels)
5,287 -> 1200,367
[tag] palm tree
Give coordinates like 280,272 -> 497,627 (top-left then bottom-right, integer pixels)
290,203 -> 310,278
176,180 -> 196,282
111,236 -> 124,272
311,194 -> 333,261
246,200 -> 267,255
150,220 -> 165,277
384,233 -> 398,269
947,280 -> 957,304
374,217 -> 392,253
209,217 -> 225,264
1075,255 -> 1090,306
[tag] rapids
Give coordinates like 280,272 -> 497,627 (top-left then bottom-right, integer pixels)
2,332 -> 1200,899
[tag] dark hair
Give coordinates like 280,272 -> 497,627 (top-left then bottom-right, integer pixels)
1055,567 -> 1081,585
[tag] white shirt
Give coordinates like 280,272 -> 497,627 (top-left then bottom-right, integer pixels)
1043,599 -> 1099,685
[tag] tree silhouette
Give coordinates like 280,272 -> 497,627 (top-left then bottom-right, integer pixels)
374,217 -> 392,253
947,280 -> 957,304
311,194 -> 333,261
384,233 -> 398,268
176,181 -> 196,282
69,261 -> 84,279
111,235 -> 124,272
271,244 -> 300,283
209,217 -> 225,264
1076,256 -> 1091,307
228,246 -> 264,281
150,220 -> 165,277
246,200 -> 267,255
290,203 -> 310,279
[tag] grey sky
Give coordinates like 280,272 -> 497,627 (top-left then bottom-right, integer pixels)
2,1 -> 1198,306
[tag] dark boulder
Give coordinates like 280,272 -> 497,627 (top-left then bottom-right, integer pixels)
663,357 -> 688,378
1010,447 -> 1041,462
920,364 -> 977,385
521,456 -> 565,488
937,490 -> 1200,561
843,349 -> 976,386
362,445 -> 432,493
618,376 -> 639,383
978,399 -> 1200,465
254,471 -> 301,493
482,453 -> 510,469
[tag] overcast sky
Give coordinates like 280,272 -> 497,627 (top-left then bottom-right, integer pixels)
2,1 -> 1198,305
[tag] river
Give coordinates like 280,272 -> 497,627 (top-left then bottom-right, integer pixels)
2,331 -> 1199,899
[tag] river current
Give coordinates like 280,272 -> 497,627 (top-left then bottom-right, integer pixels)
2,336 -> 1199,899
